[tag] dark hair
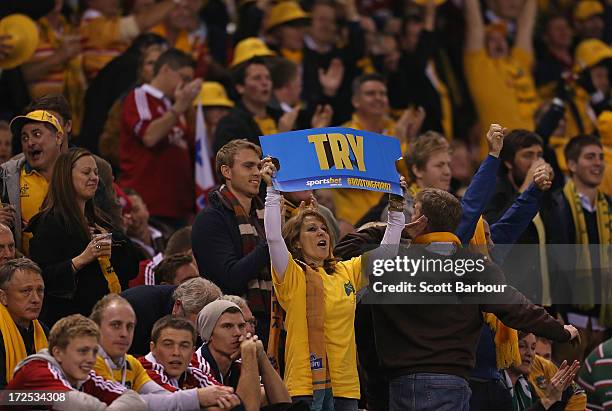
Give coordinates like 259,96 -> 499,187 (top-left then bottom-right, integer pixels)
215,139 -> 262,183
232,56 -> 269,87
270,58 -> 299,90
25,94 -> 72,123
415,188 -> 462,233
154,254 -> 194,284
499,129 -> 544,175
153,48 -> 196,76
0,258 -> 41,289
564,134 -> 603,171
38,148 -> 111,242
151,315 -> 196,345
166,226 -> 193,255
351,73 -> 386,96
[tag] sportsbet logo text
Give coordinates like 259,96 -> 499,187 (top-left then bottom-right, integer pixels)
308,133 -> 366,171
306,177 -> 342,187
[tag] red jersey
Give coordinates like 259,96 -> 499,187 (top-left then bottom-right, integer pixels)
7,356 -> 126,406
138,352 -> 219,392
119,84 -> 195,219
128,252 -> 163,288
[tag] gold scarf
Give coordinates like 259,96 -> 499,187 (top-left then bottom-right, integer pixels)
0,304 -> 47,382
98,256 -> 121,294
38,16 -> 86,135
412,231 -> 461,245
268,260 -> 333,406
562,180 -> 612,326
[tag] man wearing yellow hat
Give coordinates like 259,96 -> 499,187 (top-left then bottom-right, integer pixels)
570,39 -> 612,135
573,0 -> 605,41
2,110 -> 64,254
214,47 -> 288,154
264,1 -> 309,64
192,81 -> 234,150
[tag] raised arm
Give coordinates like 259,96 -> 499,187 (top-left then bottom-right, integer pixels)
464,0 -> 485,52
515,0 -> 537,53
261,159 -> 290,280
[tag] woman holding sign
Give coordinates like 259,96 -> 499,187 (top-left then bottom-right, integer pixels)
261,157 -> 414,410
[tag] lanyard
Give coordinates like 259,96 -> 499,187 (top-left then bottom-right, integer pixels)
104,355 -> 127,386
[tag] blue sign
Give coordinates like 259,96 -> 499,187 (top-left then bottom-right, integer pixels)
259,127 -> 402,195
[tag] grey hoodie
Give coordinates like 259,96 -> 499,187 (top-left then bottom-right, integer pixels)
12,349 -> 146,411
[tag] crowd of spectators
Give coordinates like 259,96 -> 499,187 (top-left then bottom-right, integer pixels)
0,0 -> 611,409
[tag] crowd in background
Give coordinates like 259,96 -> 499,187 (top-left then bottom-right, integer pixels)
0,0 -> 611,409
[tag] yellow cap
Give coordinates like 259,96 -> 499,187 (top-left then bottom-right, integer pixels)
573,0 -> 604,20
574,38 -> 612,72
264,1 -> 309,32
0,14 -> 39,69
230,37 -> 276,68
194,82 -> 235,108
598,110 -> 612,147
10,110 -> 64,137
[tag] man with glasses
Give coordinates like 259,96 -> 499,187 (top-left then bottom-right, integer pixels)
119,48 -> 202,230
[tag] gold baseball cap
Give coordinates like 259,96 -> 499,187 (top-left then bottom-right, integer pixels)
0,14 -> 39,69
10,110 -> 64,137
194,82 -> 235,108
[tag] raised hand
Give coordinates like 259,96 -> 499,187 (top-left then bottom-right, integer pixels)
174,78 -> 203,114
278,104 -> 300,132
318,59 -> 344,97
311,104 -> 333,128
260,157 -> 277,186
395,106 -> 426,144
486,123 -> 506,158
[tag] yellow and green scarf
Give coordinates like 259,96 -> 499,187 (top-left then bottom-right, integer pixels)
563,180 -> 612,326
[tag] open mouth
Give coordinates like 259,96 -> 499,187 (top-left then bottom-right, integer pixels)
28,149 -> 43,161
317,239 -> 327,248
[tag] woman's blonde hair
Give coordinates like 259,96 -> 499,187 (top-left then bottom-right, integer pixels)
282,208 -> 337,274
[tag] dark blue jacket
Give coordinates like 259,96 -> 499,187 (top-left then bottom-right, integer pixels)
191,189 -> 270,297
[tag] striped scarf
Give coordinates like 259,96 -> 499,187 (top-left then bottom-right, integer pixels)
218,185 -> 271,314
503,370 -> 535,411
562,180 -> 612,326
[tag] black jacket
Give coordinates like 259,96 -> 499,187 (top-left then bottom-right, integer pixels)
192,189 -> 269,297
213,103 -> 283,154
121,285 -> 176,356
28,211 -> 140,327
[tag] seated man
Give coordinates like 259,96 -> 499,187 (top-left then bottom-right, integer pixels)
139,315 -> 247,409
154,254 -> 199,286
121,277 -> 221,356
91,294 -> 239,410
130,226 -> 194,287
6,314 -> 146,410
0,223 -> 15,266
0,258 -> 46,388
196,300 -> 291,408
